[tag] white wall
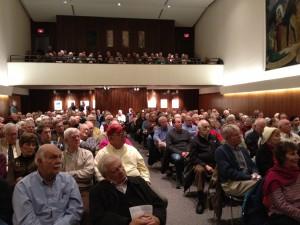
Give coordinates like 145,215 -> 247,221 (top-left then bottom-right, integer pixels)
195,0 -> 300,88
7,63 -> 224,86
0,0 -> 31,86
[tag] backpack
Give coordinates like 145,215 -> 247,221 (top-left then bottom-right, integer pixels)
242,179 -> 269,225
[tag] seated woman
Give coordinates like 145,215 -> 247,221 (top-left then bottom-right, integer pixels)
7,132 -> 37,185
256,127 -> 281,177
263,141 -> 300,225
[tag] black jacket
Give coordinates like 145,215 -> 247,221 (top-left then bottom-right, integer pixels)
89,176 -> 166,225
189,134 -> 220,167
245,130 -> 260,158
255,143 -> 274,177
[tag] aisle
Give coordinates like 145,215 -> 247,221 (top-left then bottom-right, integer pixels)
138,146 -> 242,225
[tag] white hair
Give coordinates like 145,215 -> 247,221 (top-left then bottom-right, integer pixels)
3,123 -> 17,134
64,127 -> 79,140
98,154 -> 121,178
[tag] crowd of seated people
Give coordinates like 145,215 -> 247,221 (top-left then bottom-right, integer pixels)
20,49 -> 202,65
0,106 -> 299,224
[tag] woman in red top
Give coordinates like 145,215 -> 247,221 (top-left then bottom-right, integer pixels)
263,141 -> 300,225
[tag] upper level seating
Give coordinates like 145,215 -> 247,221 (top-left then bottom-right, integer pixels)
10,50 -> 207,65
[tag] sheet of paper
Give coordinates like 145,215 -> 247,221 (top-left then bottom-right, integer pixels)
129,205 -> 153,219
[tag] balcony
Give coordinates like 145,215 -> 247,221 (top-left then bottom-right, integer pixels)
7,62 -> 224,87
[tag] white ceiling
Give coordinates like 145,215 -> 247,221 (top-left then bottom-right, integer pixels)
21,0 -> 215,27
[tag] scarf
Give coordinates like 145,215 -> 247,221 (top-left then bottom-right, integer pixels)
262,163 -> 300,208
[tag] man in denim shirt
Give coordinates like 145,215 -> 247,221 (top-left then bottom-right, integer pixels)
12,144 -> 83,225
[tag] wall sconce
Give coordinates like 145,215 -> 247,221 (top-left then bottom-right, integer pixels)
53,90 -> 57,95
67,90 -> 71,95
89,90 -> 93,95
175,90 -> 179,94
104,86 -> 110,90
133,87 -> 140,91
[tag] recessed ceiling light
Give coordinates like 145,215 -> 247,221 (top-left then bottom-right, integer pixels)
167,5 -> 171,8
63,0 -> 68,4
117,2 -> 121,6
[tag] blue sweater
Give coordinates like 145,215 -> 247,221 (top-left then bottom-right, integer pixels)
215,144 -> 257,183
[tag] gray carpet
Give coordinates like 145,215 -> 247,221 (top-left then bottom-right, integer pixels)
138,146 -> 242,225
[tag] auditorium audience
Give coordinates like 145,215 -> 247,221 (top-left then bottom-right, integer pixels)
263,142 -> 300,225
0,105 -> 300,223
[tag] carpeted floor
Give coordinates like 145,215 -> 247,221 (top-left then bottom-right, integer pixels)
136,144 -> 242,225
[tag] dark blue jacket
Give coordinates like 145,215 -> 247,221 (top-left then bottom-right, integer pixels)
215,144 -> 257,183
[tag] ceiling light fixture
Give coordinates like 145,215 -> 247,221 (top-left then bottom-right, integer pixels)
167,5 -> 171,8
117,2 -> 121,6
63,0 -> 68,4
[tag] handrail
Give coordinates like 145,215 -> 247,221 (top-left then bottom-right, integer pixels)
8,55 -> 218,65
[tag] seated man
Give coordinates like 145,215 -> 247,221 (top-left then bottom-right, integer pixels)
94,123 -> 150,183
245,118 -> 266,158
36,124 -> 52,145
166,117 -> 192,188
13,144 -> 83,225
79,123 -> 99,155
62,127 -> 94,204
279,119 -> 300,144
182,115 -> 198,136
90,154 -> 166,225
184,120 -> 221,214
215,124 -> 260,197
148,116 -> 171,166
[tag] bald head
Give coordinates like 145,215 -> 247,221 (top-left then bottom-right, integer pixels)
278,119 -> 291,134
254,118 -> 266,134
198,119 -> 210,137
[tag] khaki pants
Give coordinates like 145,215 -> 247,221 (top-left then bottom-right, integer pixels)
221,179 -> 258,197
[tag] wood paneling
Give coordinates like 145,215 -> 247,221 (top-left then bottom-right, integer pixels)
22,88 -> 198,115
0,96 -> 10,117
175,27 -> 194,57
53,16 -> 175,54
199,90 -> 300,117
95,88 -> 147,115
31,22 -> 56,53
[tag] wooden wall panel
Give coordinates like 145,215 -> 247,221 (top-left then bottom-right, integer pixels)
175,27 -> 194,57
95,88 -> 147,115
0,96 -> 10,117
199,90 -> 300,117
53,16 -> 175,55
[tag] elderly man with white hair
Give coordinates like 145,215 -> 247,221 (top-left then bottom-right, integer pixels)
215,124 -> 260,197
62,127 -> 94,223
12,144 -> 83,225
90,154 -> 166,225
0,123 -> 21,166
278,119 -> 300,144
